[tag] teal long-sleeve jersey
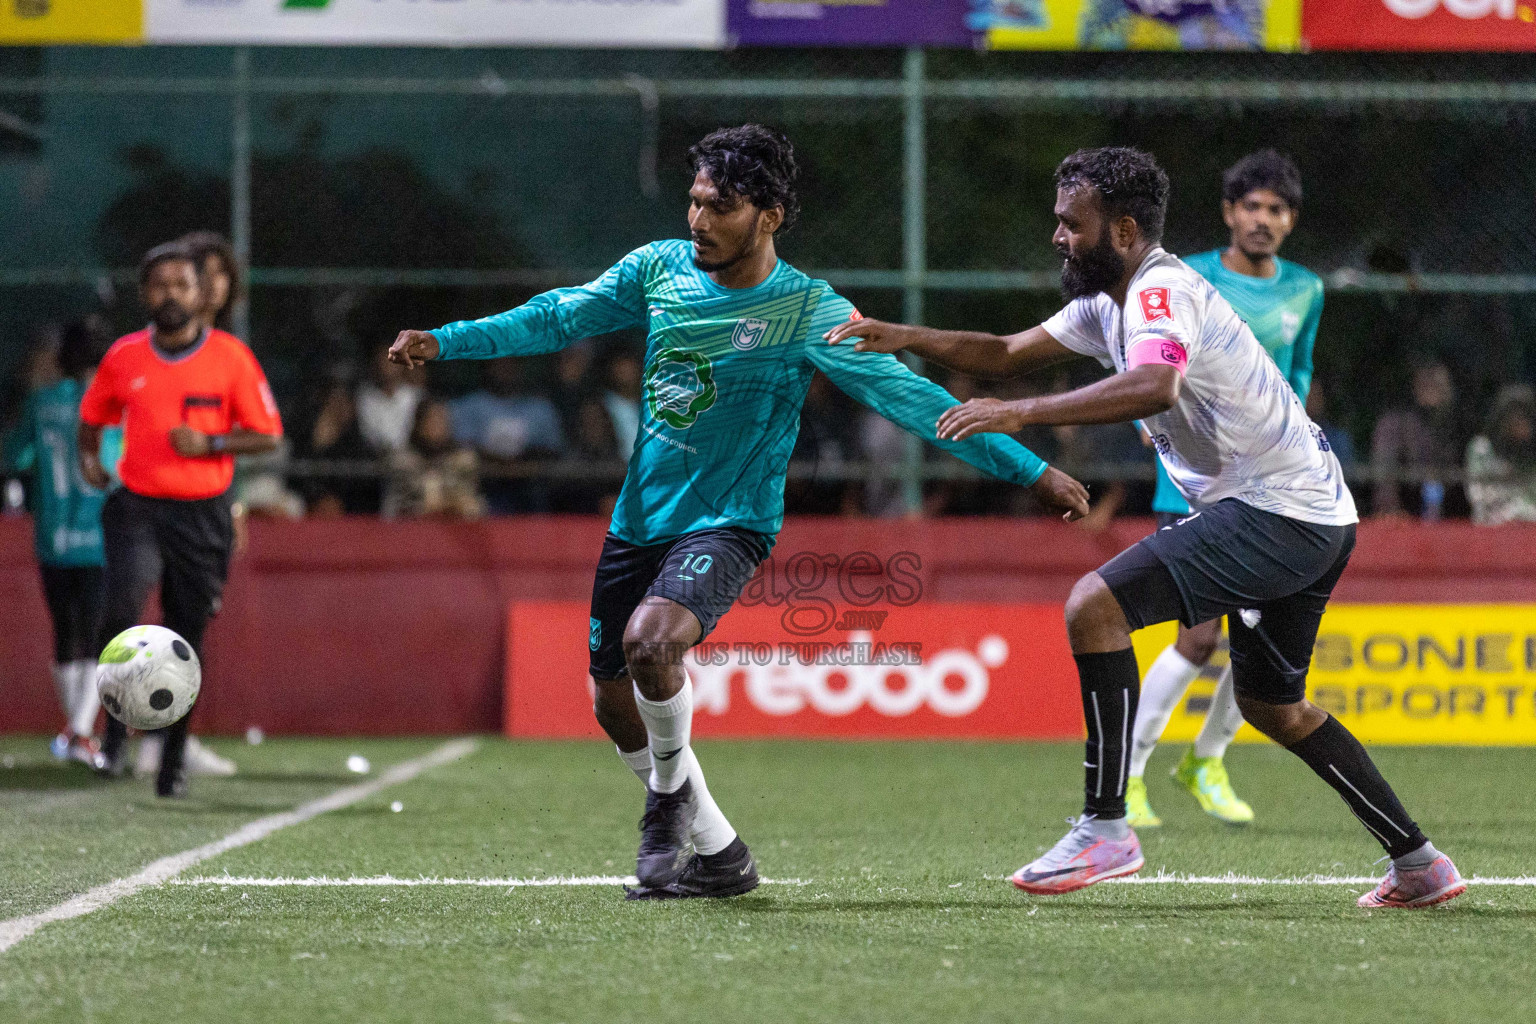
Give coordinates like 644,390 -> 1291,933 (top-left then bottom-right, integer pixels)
1151,250 -> 1324,515
433,240 -> 1049,547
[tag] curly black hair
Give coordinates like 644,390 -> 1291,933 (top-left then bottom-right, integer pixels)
1222,149 -> 1303,212
179,229 -> 244,330
1054,146 -> 1171,244
687,125 -> 800,234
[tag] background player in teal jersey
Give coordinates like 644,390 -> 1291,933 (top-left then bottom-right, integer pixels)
389,125 -> 1090,900
1126,149 -> 1324,829
2,319 -> 121,767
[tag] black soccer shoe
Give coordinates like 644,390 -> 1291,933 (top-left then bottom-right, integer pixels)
635,779 -> 696,888
155,768 -> 187,799
665,837 -> 760,899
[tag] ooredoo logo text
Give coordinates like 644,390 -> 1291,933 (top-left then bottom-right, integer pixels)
1382,0 -> 1515,17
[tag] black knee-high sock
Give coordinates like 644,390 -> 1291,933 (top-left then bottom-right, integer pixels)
1286,715 -> 1427,859
1074,649 -> 1140,820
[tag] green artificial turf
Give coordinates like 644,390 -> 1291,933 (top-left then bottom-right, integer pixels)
1,736 -> 1532,1023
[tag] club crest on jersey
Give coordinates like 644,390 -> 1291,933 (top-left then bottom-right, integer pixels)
1281,310 -> 1301,344
645,348 -> 718,429
731,317 -> 769,351
1139,288 -> 1173,323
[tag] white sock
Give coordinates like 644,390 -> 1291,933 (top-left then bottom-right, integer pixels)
1194,664 -> 1245,760
1129,646 -> 1202,777
616,745 -> 651,783
70,660 -> 101,738
683,749 -> 738,855
633,679 -> 693,794
52,662 -> 75,723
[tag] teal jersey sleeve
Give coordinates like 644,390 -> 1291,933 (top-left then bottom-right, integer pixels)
1287,277 -> 1323,404
433,245 -> 653,360
805,292 -> 1048,487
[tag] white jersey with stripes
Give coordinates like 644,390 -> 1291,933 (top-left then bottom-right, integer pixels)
1042,247 -> 1357,526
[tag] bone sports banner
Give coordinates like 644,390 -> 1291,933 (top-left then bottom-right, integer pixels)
727,0 -> 973,46
978,0 -> 1302,51
510,602 -> 1536,743
0,0 -> 141,43
144,0 -> 725,46
1303,0 -> 1536,51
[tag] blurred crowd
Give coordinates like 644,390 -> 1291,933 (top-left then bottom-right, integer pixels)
4,316 -> 1535,529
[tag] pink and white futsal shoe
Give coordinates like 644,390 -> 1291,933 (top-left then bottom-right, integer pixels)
1357,855 -> 1467,909
1010,817 -> 1144,895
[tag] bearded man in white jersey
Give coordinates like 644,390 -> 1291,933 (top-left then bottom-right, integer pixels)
825,147 -> 1464,909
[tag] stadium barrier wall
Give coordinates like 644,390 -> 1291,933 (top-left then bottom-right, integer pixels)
1,516 -> 1534,740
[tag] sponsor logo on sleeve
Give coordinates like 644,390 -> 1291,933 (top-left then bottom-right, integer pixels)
1138,288 -> 1173,323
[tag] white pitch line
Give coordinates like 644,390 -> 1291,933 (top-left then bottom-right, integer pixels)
1112,873 -> 1536,886
171,875 -> 810,888
0,738 -> 478,954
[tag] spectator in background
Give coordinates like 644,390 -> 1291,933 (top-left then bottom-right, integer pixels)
449,356 -> 564,514
551,339 -> 596,440
1371,359 -> 1463,519
601,348 -> 643,461
385,397 -> 485,520
1467,384 -> 1536,526
551,395 -> 624,515
1305,378 -> 1356,468
356,343 -> 424,455
179,231 -> 241,333
295,368 -> 380,516
786,371 -> 858,515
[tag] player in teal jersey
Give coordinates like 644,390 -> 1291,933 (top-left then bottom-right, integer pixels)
2,320 -> 120,767
390,126 -> 1089,899
1126,150 -> 1324,829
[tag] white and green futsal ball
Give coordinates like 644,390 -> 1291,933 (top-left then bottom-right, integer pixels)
97,625 -> 202,730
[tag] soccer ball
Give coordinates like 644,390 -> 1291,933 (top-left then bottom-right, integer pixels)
96,625 -> 202,731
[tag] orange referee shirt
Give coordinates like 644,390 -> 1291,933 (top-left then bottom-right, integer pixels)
79,328 -> 283,501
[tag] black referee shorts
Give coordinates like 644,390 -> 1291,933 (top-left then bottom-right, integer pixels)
98,488 -> 234,657
1098,499 -> 1356,705
587,527 -> 771,681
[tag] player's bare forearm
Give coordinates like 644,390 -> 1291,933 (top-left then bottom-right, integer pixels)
936,366 -> 1181,441
824,321 -> 1074,380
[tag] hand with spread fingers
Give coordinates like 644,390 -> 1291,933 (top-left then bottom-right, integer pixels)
1029,466 -> 1092,523
388,330 -> 441,369
935,397 -> 1029,442
822,317 -> 918,355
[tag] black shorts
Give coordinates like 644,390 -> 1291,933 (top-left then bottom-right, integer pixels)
587,527 -> 771,681
39,564 -> 105,663
1099,499 -> 1356,704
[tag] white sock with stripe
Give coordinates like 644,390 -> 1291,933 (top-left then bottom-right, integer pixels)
633,678 -> 693,794
1129,645 -> 1201,777
1193,664 -> 1245,760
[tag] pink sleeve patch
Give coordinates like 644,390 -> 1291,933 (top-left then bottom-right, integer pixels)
1127,337 -> 1188,375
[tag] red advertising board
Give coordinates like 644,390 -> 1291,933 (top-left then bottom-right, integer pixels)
506,601 -> 1082,740
1304,0 -> 1536,51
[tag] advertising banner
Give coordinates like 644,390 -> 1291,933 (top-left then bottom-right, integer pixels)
1303,0 -> 1536,51
727,0 -> 973,46
0,0 -> 141,43
144,0 -> 725,47
976,0 -> 1302,51
511,601 -> 1536,743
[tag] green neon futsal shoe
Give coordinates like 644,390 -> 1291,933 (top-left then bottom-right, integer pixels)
1124,776 -> 1162,828
1172,749 -> 1254,824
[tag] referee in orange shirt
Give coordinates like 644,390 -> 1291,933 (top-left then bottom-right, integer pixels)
78,242 -> 283,797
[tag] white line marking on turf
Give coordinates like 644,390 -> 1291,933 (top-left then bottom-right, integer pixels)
170,875 -> 810,887
1108,873 -> 1536,886
0,738 -> 478,954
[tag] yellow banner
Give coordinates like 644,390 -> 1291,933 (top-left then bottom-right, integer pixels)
1134,605 -> 1536,746
984,0 -> 1301,52
0,0 -> 141,43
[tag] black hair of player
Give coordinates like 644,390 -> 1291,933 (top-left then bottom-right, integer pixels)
179,230 -> 244,328
687,125 -> 800,235
1222,148 -> 1296,211
57,318 -> 110,380
138,241 -> 197,288
1054,147 -> 1170,245
1222,149 -> 1303,212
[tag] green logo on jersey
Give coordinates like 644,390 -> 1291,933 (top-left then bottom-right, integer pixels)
645,348 -> 717,430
